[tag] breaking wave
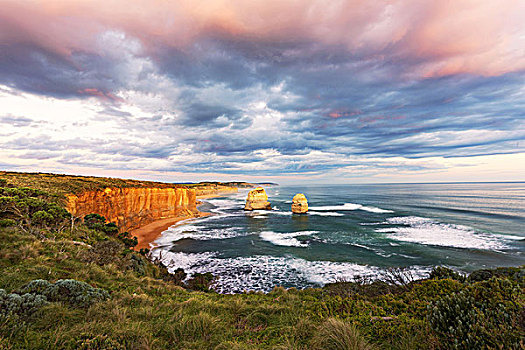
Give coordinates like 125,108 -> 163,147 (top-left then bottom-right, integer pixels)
376,216 -> 513,249
259,231 -> 317,247
309,202 -> 393,213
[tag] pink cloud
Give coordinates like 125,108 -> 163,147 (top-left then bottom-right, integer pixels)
78,88 -> 124,103
1,0 -> 523,77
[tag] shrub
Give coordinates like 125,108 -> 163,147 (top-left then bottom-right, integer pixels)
19,279 -> 109,308
128,253 -> 146,276
84,214 -> 106,229
428,277 -> 524,349
0,219 -> 16,227
429,266 -> 466,282
79,241 -> 124,266
468,266 -> 525,286
32,210 -> 55,226
102,222 -> 119,235
311,318 -> 375,350
0,289 -> 48,319
186,272 -> 215,292
117,231 -> 137,248
138,248 -> 149,256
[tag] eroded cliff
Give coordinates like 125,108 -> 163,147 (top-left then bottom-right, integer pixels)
66,187 -> 198,232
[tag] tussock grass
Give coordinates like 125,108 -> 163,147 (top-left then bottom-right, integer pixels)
312,318 -> 375,350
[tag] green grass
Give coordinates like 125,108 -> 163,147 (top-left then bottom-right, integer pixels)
0,171 -> 254,199
0,179 -> 523,349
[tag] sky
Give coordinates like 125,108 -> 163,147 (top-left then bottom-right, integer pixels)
0,0 -> 524,184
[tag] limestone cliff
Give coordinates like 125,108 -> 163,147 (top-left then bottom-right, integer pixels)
244,187 -> 271,210
66,187 -> 198,232
291,193 -> 308,214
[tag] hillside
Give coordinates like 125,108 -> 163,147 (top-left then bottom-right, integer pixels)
0,172 -> 523,349
0,171 -> 255,199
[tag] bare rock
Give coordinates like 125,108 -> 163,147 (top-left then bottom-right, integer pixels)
244,187 -> 271,210
291,193 -> 308,214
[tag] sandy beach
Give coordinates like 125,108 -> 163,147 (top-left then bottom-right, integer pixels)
131,212 -> 211,250
131,194 -> 225,250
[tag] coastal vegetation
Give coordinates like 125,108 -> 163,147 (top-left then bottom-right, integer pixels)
0,174 -> 523,349
0,171 -> 254,201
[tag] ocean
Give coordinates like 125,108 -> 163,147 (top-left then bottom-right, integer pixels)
150,183 -> 525,293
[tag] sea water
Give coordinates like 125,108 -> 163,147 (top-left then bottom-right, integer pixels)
151,183 -> 525,293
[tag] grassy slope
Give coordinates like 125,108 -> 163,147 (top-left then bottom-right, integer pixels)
0,172 -> 523,349
0,171 -> 254,198
0,225 -> 442,350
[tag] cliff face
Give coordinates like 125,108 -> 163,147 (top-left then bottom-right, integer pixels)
66,187 -> 198,232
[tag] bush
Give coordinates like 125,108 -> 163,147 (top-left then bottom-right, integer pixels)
102,222 -> 119,235
128,253 -> 146,276
79,241 -> 124,266
186,272 -> 215,292
84,214 -> 106,229
428,277 -> 524,349
117,231 -> 137,248
19,279 -> 109,308
83,214 -> 119,236
32,210 -> 55,226
468,266 -> 525,286
0,219 -> 16,227
429,266 -> 466,282
311,318 -> 375,350
0,289 -> 48,319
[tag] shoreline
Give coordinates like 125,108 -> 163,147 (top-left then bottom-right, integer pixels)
131,193 -> 230,250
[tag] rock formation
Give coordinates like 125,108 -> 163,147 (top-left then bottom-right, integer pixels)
291,193 -> 308,214
66,187 -> 198,232
244,187 -> 271,210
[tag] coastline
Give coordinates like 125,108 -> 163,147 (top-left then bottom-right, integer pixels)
131,193 -> 228,250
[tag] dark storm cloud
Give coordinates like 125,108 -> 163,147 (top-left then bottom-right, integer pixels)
1,1 -> 524,176
0,44 -> 118,99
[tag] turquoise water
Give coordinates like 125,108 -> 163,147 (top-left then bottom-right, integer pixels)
151,183 -> 525,293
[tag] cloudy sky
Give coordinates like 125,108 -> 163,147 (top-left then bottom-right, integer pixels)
1,0 -> 524,184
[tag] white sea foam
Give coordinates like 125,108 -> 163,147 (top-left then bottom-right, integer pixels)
149,250 -> 217,272
309,202 -> 393,213
247,210 -> 293,216
154,224 -> 246,244
205,198 -> 245,214
308,211 -> 345,216
150,250 -> 430,293
376,216 -> 509,249
259,231 -> 317,247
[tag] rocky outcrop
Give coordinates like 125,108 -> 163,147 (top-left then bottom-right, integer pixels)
66,187 -> 198,232
244,187 -> 271,210
291,193 -> 308,214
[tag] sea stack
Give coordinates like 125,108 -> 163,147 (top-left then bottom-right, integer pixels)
244,187 -> 271,210
291,193 -> 308,214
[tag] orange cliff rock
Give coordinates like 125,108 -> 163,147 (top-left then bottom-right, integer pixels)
66,187 -> 199,232
244,187 -> 271,210
291,193 -> 308,214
